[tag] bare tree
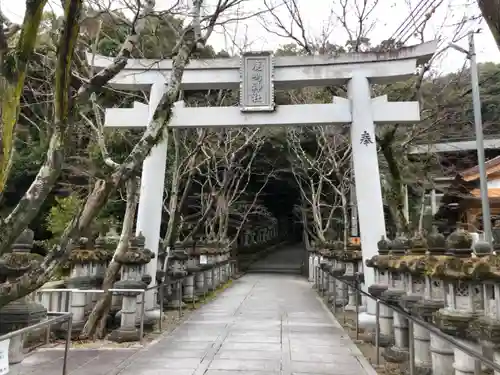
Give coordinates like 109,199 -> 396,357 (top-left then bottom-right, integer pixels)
287,126 -> 351,245
199,128 -> 273,246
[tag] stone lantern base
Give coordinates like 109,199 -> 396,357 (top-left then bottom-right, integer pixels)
108,326 -> 140,343
0,298 -> 47,364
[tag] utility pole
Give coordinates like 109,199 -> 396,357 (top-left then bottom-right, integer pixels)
450,31 -> 492,244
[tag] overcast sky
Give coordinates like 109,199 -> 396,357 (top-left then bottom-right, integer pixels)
2,0 -> 499,73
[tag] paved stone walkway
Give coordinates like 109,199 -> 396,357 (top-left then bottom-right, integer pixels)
12,271 -> 375,375
124,273 -> 375,375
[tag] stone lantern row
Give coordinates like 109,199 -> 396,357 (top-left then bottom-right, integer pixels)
65,233 -> 238,343
0,221 -> 284,355
308,240 -> 364,311
312,229 -> 500,375
159,239 -> 235,313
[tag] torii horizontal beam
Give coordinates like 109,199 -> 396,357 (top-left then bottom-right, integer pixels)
104,95 -> 420,129
409,138 -> 500,153
89,41 -> 437,91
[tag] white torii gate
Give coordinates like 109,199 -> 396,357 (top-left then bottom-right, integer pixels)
91,41 -> 437,325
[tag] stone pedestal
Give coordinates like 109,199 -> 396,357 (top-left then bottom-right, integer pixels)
381,289 -> 407,361
313,254 -> 320,288
400,294 -> 424,373
110,234 -> 153,342
327,271 -> 335,302
166,249 -> 187,309
384,310 -> 409,362
409,299 -> 443,375
211,265 -> 218,291
0,229 -> 47,364
183,273 -> 196,303
435,309 -> 478,375
377,300 -> 394,347
109,292 -> 142,343
413,323 -> 432,375
168,280 -> 184,309
475,317 -> 500,375
194,271 -> 205,296
0,298 -> 47,364
430,333 -> 454,375
452,339 -> 478,375
204,267 -> 213,292
308,251 -> 315,282
331,260 -> 347,307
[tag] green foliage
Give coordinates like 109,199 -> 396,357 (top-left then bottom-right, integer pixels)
46,195 -> 120,239
45,195 -> 82,237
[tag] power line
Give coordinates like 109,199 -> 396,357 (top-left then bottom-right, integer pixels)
388,0 -> 433,42
398,0 -> 443,45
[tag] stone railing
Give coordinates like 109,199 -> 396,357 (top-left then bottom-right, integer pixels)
310,228 -> 500,375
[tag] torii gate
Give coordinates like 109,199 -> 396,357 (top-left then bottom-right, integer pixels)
91,41 -> 437,325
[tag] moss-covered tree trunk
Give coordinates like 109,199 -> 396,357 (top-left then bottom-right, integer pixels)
378,133 -> 411,235
0,0 -> 47,194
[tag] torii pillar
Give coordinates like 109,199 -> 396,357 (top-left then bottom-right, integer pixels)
348,74 -> 386,327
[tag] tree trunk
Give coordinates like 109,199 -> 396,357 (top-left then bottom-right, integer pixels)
341,194 -> 348,245
0,0 -> 48,194
478,0 -> 500,50
80,177 -> 139,339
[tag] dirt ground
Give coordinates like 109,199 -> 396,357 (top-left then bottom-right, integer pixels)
328,299 -> 493,375
328,303 -> 405,375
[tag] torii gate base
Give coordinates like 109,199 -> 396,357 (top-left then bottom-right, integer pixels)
93,41 -> 437,329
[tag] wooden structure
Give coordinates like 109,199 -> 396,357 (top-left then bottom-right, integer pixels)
434,156 -> 500,234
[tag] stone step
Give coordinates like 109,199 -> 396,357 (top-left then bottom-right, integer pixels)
246,267 -> 302,275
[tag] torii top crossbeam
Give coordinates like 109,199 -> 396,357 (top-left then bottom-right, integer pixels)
89,41 -> 437,91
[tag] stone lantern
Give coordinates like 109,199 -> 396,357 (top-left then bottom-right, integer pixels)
308,243 -> 317,282
434,229 -> 480,375
377,234 -> 409,351
218,239 -> 229,284
109,234 -> 154,343
225,240 -> 233,281
0,229 -> 47,364
180,241 -> 199,304
411,231 -> 454,375
200,241 -> 219,290
397,232 -> 433,375
341,241 -> 363,311
311,240 -> 321,287
66,237 -> 103,333
196,241 -> 214,294
316,242 -> 332,300
401,234 -> 442,375
318,243 -> 332,295
366,236 -> 390,300
330,241 -> 348,308
184,240 -> 205,298
166,247 -> 188,309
